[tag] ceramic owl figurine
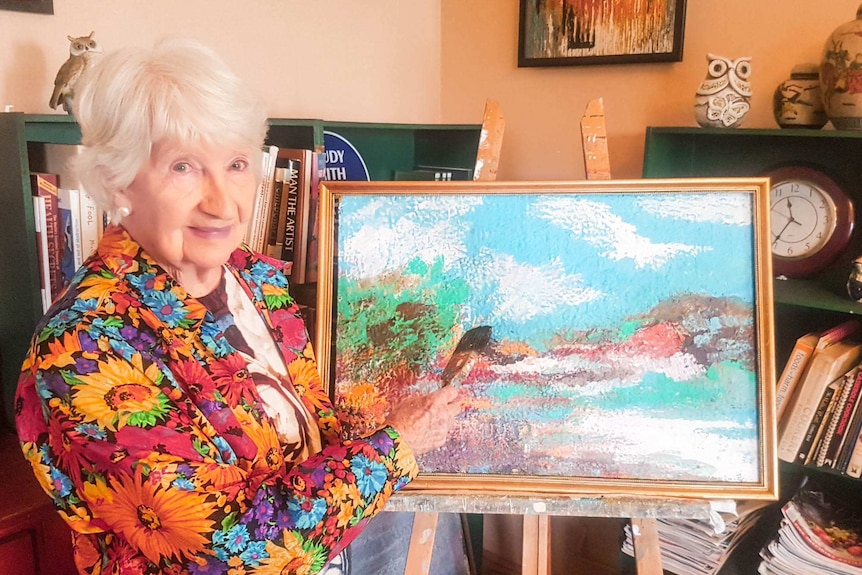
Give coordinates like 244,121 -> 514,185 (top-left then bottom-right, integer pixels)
49,31 -> 102,114
694,53 -> 752,128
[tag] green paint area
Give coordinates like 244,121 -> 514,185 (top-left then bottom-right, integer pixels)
592,361 -> 758,422
337,256 -> 470,383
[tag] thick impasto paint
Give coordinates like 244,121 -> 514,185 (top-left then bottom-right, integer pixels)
331,190 -> 765,485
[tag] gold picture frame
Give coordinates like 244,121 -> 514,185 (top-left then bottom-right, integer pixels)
316,178 -> 778,500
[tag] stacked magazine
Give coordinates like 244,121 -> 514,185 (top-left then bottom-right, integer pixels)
759,479 -> 862,574
621,500 -> 770,575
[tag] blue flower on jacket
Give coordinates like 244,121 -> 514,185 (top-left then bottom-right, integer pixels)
239,540 -> 269,566
142,290 -> 186,327
352,453 -> 388,498
287,495 -> 327,529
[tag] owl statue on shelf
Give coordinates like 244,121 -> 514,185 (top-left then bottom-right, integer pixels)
49,31 -> 102,115
694,53 -> 752,128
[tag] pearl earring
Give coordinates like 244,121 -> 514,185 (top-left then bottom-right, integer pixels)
117,206 -> 131,218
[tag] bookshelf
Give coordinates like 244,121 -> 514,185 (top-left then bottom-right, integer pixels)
0,112 -> 482,430
643,126 -> 862,573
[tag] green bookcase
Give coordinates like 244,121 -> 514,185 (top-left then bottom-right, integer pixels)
642,126 -> 862,574
0,113 -> 481,429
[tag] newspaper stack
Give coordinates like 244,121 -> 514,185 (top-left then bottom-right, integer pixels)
621,500 -> 769,575
759,480 -> 862,575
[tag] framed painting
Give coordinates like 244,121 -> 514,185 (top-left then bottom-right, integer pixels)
518,0 -> 687,67
0,0 -> 53,13
316,179 -> 778,500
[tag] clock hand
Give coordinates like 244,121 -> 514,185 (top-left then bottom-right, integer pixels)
784,198 -> 803,226
773,218 -> 794,246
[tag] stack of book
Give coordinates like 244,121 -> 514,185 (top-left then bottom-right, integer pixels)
620,501 -> 770,575
759,479 -> 862,574
243,145 -> 323,284
30,172 -> 104,312
776,319 -> 862,477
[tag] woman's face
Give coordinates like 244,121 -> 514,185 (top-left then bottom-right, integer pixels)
117,139 -> 257,292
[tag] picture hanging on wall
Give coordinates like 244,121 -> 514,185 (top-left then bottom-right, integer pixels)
518,0 -> 687,67
0,0 -> 52,14
315,179 -> 778,500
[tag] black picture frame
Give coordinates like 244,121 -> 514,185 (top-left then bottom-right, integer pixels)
0,0 -> 53,14
518,0 -> 686,67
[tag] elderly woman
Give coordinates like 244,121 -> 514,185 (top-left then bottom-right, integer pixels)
15,38 -> 464,574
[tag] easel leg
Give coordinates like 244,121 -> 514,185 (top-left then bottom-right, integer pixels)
521,515 -> 551,575
630,518 -> 663,575
405,512 -> 439,575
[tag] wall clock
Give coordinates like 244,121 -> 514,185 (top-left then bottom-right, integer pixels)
767,165 -> 855,278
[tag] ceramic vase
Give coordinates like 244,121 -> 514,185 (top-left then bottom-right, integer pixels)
694,53 -> 752,129
773,63 -> 828,129
821,4 -> 862,129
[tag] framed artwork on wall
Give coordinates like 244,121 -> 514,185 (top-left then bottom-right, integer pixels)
316,179 -> 778,500
0,0 -> 52,14
518,0 -> 686,67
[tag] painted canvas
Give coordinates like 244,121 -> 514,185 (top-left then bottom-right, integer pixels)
518,0 -> 687,67
316,180 -> 777,499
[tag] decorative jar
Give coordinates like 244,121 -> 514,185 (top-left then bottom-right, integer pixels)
821,4 -> 862,129
773,64 -> 827,129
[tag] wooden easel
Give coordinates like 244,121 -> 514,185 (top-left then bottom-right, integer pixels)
402,99 -> 673,575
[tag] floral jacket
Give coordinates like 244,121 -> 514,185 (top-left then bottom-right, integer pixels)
15,226 -> 417,575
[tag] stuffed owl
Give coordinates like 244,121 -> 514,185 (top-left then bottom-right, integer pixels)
49,31 -> 102,114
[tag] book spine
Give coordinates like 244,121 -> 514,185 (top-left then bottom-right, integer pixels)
58,188 -> 83,281
246,145 -> 277,250
797,380 -> 840,465
838,384 -> 862,473
776,333 -> 818,419
822,369 -> 862,468
846,430 -> 862,477
280,161 -> 301,273
31,173 -> 64,300
78,189 -> 101,259
814,373 -> 854,467
265,167 -> 287,258
32,195 -> 51,313
304,150 -> 325,284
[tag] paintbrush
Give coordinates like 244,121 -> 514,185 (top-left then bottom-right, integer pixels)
440,325 -> 493,387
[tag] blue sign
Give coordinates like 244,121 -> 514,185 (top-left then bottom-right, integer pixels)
323,131 -> 370,181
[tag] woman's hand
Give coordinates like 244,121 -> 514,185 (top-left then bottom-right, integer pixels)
385,386 -> 465,455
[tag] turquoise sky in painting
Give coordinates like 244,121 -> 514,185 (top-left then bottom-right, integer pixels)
336,192 -> 756,349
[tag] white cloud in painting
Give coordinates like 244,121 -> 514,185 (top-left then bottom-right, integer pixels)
531,198 -> 704,269
339,196 -> 479,280
476,251 -> 603,323
637,194 -> 752,226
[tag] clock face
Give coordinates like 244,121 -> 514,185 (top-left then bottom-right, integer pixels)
770,181 -> 835,260
766,166 -> 855,278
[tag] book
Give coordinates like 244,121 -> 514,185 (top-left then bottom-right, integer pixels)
58,187 -> 82,282
276,148 -> 314,284
245,145 -> 278,252
846,428 -> 862,477
838,380 -> 862,475
815,319 -> 861,351
32,195 -> 52,313
78,188 -> 102,259
798,378 -> 842,465
30,173 -> 64,300
812,370 -> 854,466
776,332 -> 820,420
304,150 -> 325,284
777,338 -> 862,463
264,166 -> 288,259
278,162 -> 301,271
819,367 -> 862,468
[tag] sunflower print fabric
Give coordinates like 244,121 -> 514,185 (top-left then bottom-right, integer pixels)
15,225 -> 418,575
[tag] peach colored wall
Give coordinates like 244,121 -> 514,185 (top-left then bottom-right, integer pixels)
0,0 -> 442,122
441,0 -> 862,180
